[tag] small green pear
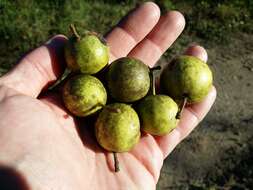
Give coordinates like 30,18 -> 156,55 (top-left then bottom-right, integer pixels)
95,103 -> 140,152
64,25 -> 109,74
137,95 -> 179,136
161,55 -> 213,103
106,57 -> 150,102
62,74 -> 107,117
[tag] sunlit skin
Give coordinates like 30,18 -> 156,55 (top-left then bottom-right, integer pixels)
0,2 -> 216,190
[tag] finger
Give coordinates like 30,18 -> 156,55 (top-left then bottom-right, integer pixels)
105,2 -> 160,61
128,11 -> 185,67
0,35 -> 67,98
155,45 -> 217,158
130,134 -> 164,182
184,44 -> 208,62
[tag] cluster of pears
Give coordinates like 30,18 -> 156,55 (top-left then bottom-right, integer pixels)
61,25 -> 213,172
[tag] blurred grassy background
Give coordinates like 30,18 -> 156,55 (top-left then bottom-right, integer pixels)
0,0 -> 252,74
1,0 -> 253,189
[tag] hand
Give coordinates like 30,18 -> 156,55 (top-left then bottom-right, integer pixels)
0,2 -> 216,190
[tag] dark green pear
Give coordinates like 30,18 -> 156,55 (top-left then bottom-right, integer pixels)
62,74 -> 107,117
64,25 -> 109,74
161,55 -> 213,103
137,95 -> 179,136
106,57 -> 150,102
95,103 -> 140,152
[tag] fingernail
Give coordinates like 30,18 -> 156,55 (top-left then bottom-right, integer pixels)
45,35 -> 67,45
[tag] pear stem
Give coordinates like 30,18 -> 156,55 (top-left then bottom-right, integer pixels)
48,68 -> 71,91
113,152 -> 120,172
150,66 -> 161,96
69,24 -> 80,40
150,66 -> 162,71
150,71 -> 156,96
176,97 -> 188,119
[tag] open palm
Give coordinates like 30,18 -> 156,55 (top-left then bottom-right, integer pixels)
0,2 -> 216,190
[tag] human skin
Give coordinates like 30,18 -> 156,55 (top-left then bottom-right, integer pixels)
0,2 -> 216,190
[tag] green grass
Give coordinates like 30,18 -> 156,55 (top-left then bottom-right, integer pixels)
0,0 -> 134,74
0,0 -> 252,75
